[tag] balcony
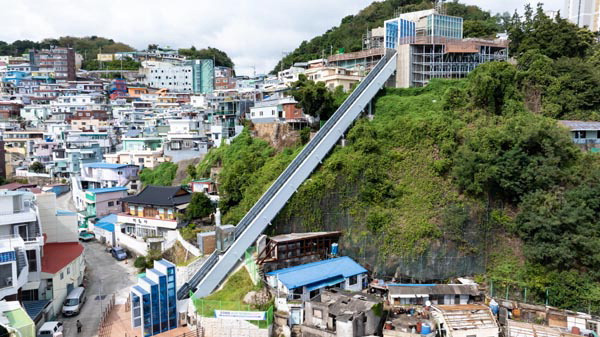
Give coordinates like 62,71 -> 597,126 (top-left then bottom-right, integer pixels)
117,213 -> 179,230
0,209 -> 37,226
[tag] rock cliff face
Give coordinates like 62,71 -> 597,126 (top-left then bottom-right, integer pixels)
252,123 -> 300,150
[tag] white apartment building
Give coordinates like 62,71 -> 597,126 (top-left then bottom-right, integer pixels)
141,61 -> 194,92
564,0 -> 600,31
49,94 -> 106,115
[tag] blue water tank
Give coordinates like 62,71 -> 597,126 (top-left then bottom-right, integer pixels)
421,324 -> 431,335
489,299 -> 499,315
331,243 -> 339,256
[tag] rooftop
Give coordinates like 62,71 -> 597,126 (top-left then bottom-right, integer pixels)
266,256 -> 367,290
41,242 -> 84,274
269,231 -> 342,244
558,120 -> 600,131
83,162 -> 134,169
434,304 -> 498,331
387,284 -> 479,296
86,186 -> 129,194
121,185 -> 192,207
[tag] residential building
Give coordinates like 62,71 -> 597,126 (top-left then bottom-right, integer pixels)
142,59 -> 214,94
130,259 -> 177,337
29,47 -> 76,81
80,162 -> 140,189
431,304 -> 499,337
559,120 -> 600,152
384,10 -> 508,88
189,178 -> 217,195
302,289 -> 383,337
386,284 -> 480,306
82,187 -> 128,220
257,231 -> 341,273
304,66 -> 363,92
266,256 -> 367,302
165,118 -> 208,156
118,186 -> 191,238
0,101 -> 23,120
215,66 -> 236,90
104,150 -> 169,170
506,319 -> 582,337
564,0 -> 600,31
0,190 -> 44,303
249,95 -> 308,127
69,110 -> 110,131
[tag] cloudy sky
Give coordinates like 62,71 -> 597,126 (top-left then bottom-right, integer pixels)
1,0 -> 563,76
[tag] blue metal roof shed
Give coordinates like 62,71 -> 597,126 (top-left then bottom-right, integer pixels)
266,256 -> 367,290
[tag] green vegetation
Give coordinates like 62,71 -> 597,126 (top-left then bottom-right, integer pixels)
189,1 -> 600,315
139,162 -> 178,187
290,74 -> 336,120
178,46 -> 234,68
183,193 -> 215,221
272,0 -> 505,73
0,36 -> 134,59
82,58 -> 141,71
29,161 -> 45,173
204,268 -> 260,302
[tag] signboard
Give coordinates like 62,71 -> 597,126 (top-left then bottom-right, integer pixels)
214,310 -> 267,321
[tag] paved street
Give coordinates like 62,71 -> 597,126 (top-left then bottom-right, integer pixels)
61,241 -> 137,337
56,191 -> 79,213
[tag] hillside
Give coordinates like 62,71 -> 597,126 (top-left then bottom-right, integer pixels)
271,0 -> 509,73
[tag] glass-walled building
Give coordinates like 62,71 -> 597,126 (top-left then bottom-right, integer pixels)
130,259 -> 177,337
384,18 -> 416,49
418,13 -> 463,39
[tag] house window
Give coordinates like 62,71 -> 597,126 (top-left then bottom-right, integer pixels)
26,250 -> 37,272
313,309 -> 323,319
575,130 -> 586,139
108,201 -> 115,207
587,322 -> 598,332
138,158 -> 144,163
67,267 -> 70,275
309,289 -> 320,299
349,275 -> 358,286
60,272 -> 64,280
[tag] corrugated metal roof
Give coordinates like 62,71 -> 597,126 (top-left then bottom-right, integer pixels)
559,120 -> 600,131
83,162 -> 133,169
388,284 -> 479,296
266,256 -> 367,290
86,186 -> 128,194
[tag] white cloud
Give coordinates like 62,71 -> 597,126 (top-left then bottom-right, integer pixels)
0,0 -> 564,75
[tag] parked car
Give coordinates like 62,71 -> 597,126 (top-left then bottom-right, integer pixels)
110,246 -> 127,261
62,287 -> 86,316
38,321 -> 63,336
78,230 -> 95,241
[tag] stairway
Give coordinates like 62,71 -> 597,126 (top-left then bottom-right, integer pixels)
15,249 -> 27,277
177,49 -> 398,300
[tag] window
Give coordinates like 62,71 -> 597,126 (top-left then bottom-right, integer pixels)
309,289 -> 320,299
138,158 -> 144,163
575,130 -> 586,139
26,250 -> 37,272
60,272 -> 64,280
67,267 -> 70,275
108,201 -> 115,207
587,322 -> 598,332
313,309 -> 323,319
349,275 -> 358,285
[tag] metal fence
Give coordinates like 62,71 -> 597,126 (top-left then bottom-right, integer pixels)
97,293 -> 116,337
192,298 -> 273,329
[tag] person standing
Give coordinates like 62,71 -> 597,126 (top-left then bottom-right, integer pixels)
76,320 -> 82,333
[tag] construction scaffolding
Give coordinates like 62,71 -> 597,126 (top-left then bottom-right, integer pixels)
409,41 -> 508,87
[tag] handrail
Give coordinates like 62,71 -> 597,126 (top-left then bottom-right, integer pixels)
177,50 -> 397,300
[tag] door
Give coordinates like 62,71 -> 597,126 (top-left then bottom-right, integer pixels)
290,308 -> 302,325
15,224 -> 28,240
66,283 -> 74,295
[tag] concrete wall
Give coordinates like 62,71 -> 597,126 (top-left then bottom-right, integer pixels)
198,316 -> 270,337
395,44 -> 411,88
37,193 -> 78,243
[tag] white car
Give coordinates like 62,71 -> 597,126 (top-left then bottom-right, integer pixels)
38,321 -> 63,337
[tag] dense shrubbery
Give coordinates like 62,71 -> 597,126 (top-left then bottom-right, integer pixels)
139,162 -> 178,187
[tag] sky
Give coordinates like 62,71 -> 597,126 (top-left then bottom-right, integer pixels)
1,0 -> 564,76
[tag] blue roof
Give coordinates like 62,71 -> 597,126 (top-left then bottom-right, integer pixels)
97,214 -> 118,224
266,256 -> 367,290
22,300 -> 50,321
95,222 -> 114,232
155,259 -> 175,268
86,186 -> 128,194
132,285 -> 149,296
83,162 -> 132,169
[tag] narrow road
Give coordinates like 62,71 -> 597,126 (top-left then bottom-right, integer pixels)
61,241 -> 137,337
55,191 -> 79,213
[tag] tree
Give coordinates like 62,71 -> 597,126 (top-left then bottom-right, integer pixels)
147,44 -> 158,51
290,74 -> 336,120
466,61 -> 521,115
452,113 -> 579,201
29,161 -> 45,173
186,164 -> 197,180
184,193 -> 215,221
178,46 -> 234,68
508,3 -> 596,59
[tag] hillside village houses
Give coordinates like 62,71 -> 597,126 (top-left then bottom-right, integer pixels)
0,5 -> 590,337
